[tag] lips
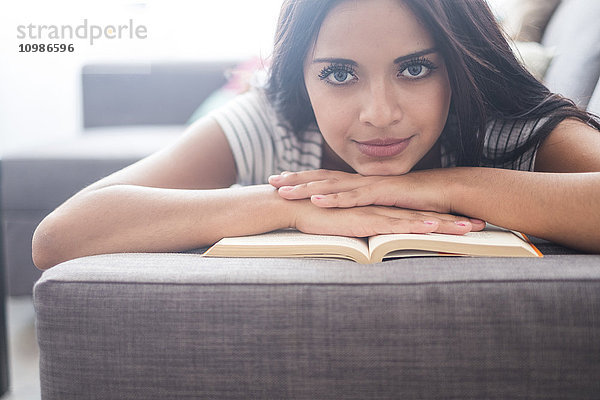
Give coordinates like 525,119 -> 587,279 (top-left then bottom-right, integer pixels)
354,136 -> 413,157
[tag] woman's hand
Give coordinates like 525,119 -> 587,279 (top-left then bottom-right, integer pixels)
291,199 -> 482,237
269,169 -> 447,209
269,169 -> 454,210
269,169 -> 486,233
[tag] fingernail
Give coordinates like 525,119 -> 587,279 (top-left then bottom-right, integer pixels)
469,218 -> 485,224
269,175 -> 281,182
455,221 -> 469,227
424,221 -> 438,225
279,186 -> 294,191
312,195 -> 325,200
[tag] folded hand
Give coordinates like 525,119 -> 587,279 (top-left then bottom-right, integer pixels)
270,170 -> 486,234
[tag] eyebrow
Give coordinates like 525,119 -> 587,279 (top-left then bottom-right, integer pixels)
312,48 -> 438,65
393,48 -> 437,64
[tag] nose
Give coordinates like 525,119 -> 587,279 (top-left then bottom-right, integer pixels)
358,80 -> 403,128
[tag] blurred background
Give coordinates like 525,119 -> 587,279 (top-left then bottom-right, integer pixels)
0,0 -> 284,153
0,0 -> 516,154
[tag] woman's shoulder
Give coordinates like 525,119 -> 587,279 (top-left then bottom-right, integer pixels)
207,88 -> 279,135
484,115 -> 549,149
439,113 -> 550,170
481,115 -> 549,170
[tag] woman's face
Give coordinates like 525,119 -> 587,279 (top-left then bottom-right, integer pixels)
303,0 -> 452,175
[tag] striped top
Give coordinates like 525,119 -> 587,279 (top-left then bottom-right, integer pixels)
210,89 -> 546,185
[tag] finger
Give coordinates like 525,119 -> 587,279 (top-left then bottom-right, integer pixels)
278,178 -> 368,200
355,207 -> 448,235
434,216 -> 485,233
383,211 -> 470,235
268,170 -> 330,187
370,216 -> 440,236
433,219 -> 473,235
413,211 -> 485,227
310,186 -> 378,208
394,210 -> 474,235
268,169 -> 353,188
415,213 -> 475,235
469,219 -> 487,231
310,185 -> 394,208
298,207 -> 441,238
377,207 -> 480,235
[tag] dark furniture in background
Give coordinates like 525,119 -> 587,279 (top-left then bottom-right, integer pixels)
0,167 -> 10,395
0,61 -> 236,296
81,62 -> 235,128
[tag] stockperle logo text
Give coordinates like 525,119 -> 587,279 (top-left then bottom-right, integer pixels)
17,19 -> 147,45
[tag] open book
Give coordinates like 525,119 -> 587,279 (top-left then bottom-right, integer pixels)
203,225 -> 543,264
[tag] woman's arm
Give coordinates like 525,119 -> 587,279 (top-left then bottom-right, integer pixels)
33,183 -> 298,270
32,116 -> 477,270
33,179 -> 475,270
271,119 -> 600,253
34,177 -> 480,270
272,168 -> 600,253
454,119 -> 600,252
448,169 -> 600,252
32,117 -> 292,269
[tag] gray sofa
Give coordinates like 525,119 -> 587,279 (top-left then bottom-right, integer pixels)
33,242 -> 600,400
28,0 -> 600,398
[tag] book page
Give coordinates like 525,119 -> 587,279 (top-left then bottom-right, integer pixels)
370,225 -> 524,248
205,229 -> 370,263
368,225 -> 540,261
217,229 -> 366,248
384,250 -> 465,259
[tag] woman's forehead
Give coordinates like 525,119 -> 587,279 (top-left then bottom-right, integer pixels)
311,0 -> 435,61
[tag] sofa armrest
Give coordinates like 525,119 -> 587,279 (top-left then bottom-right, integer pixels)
34,253 -> 600,399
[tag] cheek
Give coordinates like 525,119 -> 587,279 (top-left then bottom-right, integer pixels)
307,86 -> 355,140
435,72 -> 452,124
414,77 -> 452,134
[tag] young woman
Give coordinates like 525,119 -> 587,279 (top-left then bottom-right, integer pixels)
32,0 -> 600,270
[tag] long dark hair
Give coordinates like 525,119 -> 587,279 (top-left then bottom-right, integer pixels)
266,0 -> 600,167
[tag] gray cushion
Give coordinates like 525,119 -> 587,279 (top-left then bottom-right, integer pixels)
82,62 -> 237,128
542,0 -> 600,109
35,249 -> 600,399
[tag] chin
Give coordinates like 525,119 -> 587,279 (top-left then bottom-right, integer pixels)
353,161 -> 413,176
